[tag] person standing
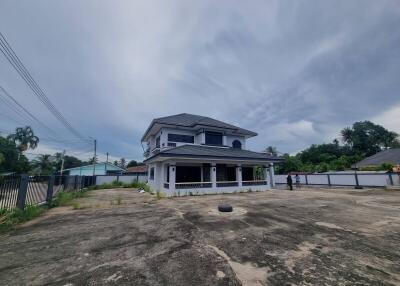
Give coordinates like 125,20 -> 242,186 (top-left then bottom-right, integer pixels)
287,174 -> 293,190
295,174 -> 301,189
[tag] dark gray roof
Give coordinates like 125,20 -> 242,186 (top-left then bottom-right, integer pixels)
144,144 -> 282,162
142,113 -> 257,140
353,149 -> 400,167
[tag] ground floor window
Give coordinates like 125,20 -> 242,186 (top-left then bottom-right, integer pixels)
216,164 -> 236,181
242,167 -> 254,181
150,167 -> 155,180
176,166 -> 201,182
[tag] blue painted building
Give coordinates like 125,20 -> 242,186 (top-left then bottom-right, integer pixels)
63,163 -> 125,176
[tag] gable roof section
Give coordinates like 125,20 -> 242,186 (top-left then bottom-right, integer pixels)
144,145 -> 282,163
142,113 -> 257,141
353,148 -> 400,167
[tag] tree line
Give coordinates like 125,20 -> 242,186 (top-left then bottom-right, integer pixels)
268,121 -> 400,174
0,126 -> 143,175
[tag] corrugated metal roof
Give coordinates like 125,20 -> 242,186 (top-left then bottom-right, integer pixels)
353,148 -> 400,167
125,165 -> 148,173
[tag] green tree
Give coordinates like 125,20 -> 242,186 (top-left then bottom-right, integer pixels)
119,158 -> 126,168
127,160 -> 138,168
264,146 -> 278,156
53,153 -> 83,171
31,154 -> 54,175
340,121 -> 399,156
0,136 -> 30,173
7,126 -> 39,152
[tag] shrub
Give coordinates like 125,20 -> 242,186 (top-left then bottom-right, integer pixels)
0,205 -> 45,233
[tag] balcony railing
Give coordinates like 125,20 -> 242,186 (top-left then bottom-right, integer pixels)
216,181 -> 238,187
242,180 -> 268,186
175,182 -> 212,189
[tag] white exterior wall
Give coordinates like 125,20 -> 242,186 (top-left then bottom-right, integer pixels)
225,135 -> 246,149
162,185 -> 271,197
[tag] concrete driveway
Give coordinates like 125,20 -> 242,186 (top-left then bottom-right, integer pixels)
1,188 -> 400,285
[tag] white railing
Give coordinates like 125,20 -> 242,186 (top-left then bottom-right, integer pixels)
242,180 -> 268,186
175,182 -> 212,189
216,181 -> 238,187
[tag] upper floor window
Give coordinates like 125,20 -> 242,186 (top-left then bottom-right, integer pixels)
155,136 -> 160,148
205,131 -> 223,146
168,133 -> 194,143
232,140 -> 242,149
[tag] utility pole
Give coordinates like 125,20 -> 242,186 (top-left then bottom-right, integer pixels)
93,139 -> 97,177
105,152 -> 109,173
60,149 -> 66,176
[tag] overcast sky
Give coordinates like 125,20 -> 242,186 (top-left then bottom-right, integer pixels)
0,1 -> 399,162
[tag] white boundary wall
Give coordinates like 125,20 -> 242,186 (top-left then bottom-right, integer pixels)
275,173 -> 400,187
95,174 -> 147,185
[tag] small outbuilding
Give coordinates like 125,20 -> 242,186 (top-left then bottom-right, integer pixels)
124,165 -> 148,175
63,163 -> 125,176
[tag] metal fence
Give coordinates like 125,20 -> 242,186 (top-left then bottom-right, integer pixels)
0,174 -> 93,209
275,173 -> 400,188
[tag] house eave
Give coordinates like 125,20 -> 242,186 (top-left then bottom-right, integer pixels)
144,153 -> 283,164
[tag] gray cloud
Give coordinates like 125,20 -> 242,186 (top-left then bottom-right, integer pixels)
1,0 -> 399,160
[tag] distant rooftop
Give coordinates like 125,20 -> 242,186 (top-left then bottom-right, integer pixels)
353,148 -> 400,167
63,162 -> 125,171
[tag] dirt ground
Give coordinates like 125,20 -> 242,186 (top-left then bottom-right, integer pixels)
1,187 -> 400,286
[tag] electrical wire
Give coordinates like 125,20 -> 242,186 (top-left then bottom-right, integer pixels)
0,32 -> 87,140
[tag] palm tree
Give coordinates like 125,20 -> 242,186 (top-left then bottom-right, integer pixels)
340,127 -> 353,146
7,126 -> 39,152
32,154 -> 54,175
119,158 -> 126,168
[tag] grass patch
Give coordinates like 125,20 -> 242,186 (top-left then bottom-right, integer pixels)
0,205 -> 45,233
110,196 -> 122,205
50,191 -> 89,207
88,180 -> 151,193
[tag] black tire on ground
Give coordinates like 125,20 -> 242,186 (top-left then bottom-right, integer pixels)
218,204 -> 233,212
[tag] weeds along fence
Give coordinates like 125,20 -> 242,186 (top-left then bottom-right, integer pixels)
0,174 -> 93,209
275,172 -> 400,188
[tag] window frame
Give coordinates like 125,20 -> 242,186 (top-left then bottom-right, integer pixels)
167,133 -> 195,144
205,131 -> 223,146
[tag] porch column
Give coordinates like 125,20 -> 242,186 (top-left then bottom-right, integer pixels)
236,164 -> 242,187
169,164 -> 176,191
268,163 -> 275,188
160,162 -> 165,190
211,163 -> 217,188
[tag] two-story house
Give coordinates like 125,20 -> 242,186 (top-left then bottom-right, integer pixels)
142,113 -> 281,196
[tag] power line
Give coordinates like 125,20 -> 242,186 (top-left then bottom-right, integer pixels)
0,84 -> 58,136
0,32 -> 87,140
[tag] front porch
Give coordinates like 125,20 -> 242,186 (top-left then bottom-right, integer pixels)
149,161 -> 275,196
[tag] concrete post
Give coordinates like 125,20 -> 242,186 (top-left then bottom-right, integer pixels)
236,164 -> 242,187
169,164 -> 176,191
17,175 -> 29,209
211,163 -> 217,188
46,175 -> 55,204
268,163 -> 275,188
